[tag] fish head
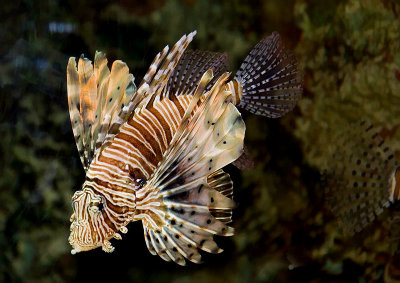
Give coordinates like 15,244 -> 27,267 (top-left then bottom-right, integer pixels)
68,185 -> 117,254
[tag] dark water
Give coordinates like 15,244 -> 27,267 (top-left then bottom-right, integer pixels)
1,0 -> 400,282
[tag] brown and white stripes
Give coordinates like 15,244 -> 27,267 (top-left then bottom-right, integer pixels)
70,95 -> 193,251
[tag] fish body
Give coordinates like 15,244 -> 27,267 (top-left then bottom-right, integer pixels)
67,31 -> 302,265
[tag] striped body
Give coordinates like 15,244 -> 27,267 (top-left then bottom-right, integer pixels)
70,94 -> 196,252
93,95 -> 192,182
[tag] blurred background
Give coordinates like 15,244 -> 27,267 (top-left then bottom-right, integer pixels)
1,0 -> 400,282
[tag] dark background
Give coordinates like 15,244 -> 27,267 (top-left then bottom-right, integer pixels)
1,0 -> 400,282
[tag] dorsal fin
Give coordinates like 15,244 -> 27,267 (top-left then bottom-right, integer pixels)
67,52 -> 137,171
137,31 -> 198,108
166,49 -> 229,97
96,32 -> 197,157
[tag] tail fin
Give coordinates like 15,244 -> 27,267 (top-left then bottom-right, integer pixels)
324,121 -> 398,235
234,32 -> 302,118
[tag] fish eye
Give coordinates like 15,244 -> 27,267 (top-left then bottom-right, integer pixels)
88,200 -> 103,213
88,195 -> 105,214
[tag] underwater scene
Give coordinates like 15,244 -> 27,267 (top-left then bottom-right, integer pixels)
1,0 -> 400,282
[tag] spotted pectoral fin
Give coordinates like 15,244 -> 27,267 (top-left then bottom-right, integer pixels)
136,71 -> 245,265
324,121 -> 398,235
235,32 -> 303,118
140,178 -> 235,266
166,49 -> 229,96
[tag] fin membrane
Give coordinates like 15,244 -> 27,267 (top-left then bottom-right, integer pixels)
324,121 -> 398,235
235,32 -> 303,118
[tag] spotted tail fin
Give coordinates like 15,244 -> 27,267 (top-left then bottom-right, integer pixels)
234,32 -> 303,118
324,121 -> 399,235
136,71 -> 245,265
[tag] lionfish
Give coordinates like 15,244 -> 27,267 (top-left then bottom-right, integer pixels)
66,31 -> 302,265
324,121 -> 400,235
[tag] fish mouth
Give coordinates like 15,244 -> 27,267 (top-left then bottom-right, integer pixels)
69,220 -> 116,254
69,233 -> 115,254
69,242 -> 97,254
68,231 -> 103,254
68,220 -> 101,254
69,243 -> 97,254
